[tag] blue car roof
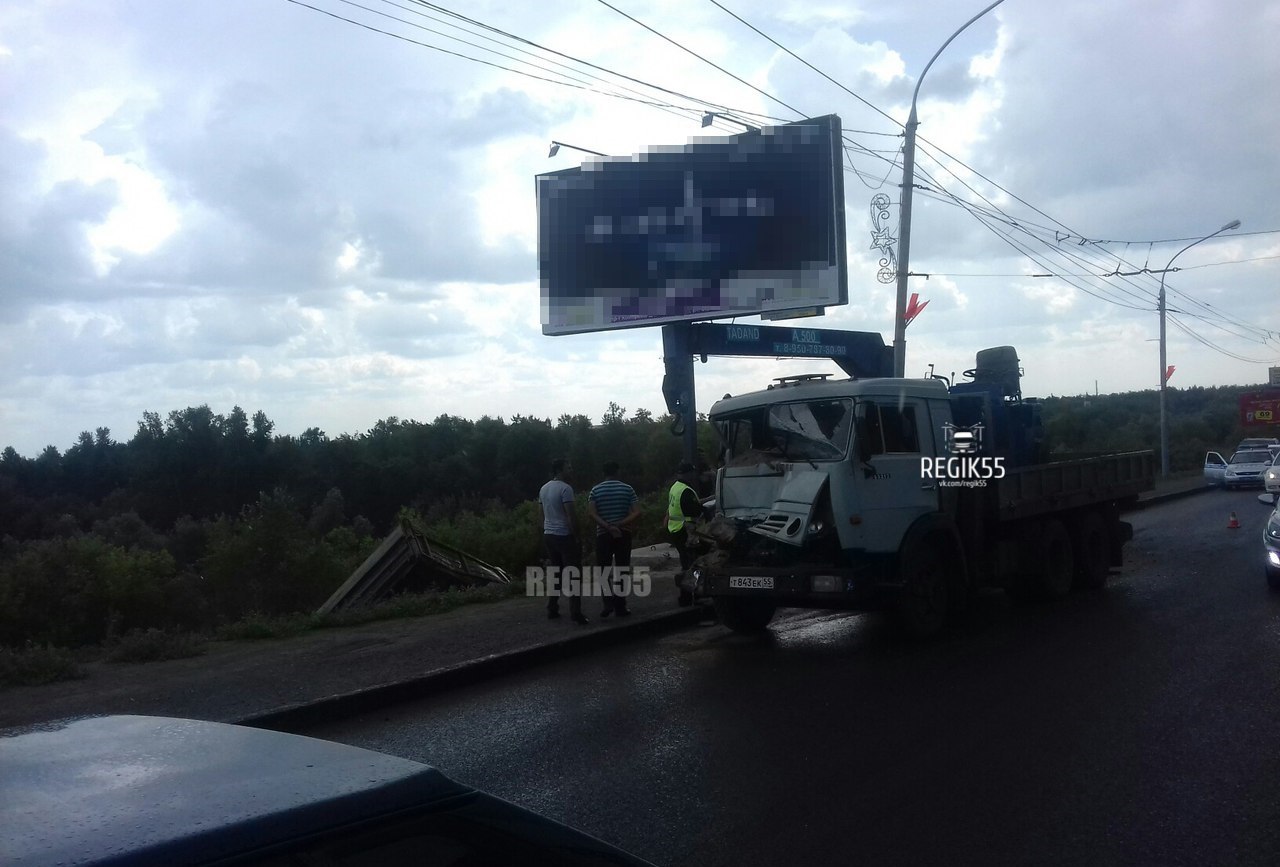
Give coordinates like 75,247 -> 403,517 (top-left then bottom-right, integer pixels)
0,715 -> 473,866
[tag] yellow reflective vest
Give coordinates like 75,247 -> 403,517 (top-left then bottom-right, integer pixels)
667,480 -> 694,533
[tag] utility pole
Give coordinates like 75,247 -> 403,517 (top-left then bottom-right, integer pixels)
1158,219 -> 1240,477
893,0 -> 1008,377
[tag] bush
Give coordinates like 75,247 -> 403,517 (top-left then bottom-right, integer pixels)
214,611 -> 315,641
104,628 -> 206,663
0,644 -> 84,687
0,536 -> 180,647
198,489 -> 358,623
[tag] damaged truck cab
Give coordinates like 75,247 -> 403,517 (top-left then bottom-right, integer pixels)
690,347 -> 1154,637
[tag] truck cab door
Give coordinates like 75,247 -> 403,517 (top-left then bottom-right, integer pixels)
1204,451 -> 1227,486
849,397 -> 939,554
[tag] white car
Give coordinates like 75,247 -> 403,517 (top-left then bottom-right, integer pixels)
1265,451 -> 1280,496
1236,437 -> 1280,455
1217,449 -> 1274,489
1265,501 -> 1280,590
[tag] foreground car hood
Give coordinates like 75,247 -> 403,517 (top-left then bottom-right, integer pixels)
1,715 -> 465,866
1,715 -> 653,867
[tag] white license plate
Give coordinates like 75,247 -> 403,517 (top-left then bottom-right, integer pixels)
729,576 -> 774,590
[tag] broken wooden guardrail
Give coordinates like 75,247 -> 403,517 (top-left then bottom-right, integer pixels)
317,518 -> 511,615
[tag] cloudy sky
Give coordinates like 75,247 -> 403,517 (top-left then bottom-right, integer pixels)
2,0 -> 1277,457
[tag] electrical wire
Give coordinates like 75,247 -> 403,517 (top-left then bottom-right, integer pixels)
1168,314 -> 1277,364
705,0 -> 900,127
905,139 -> 1276,345
289,0 -> 791,133
592,0 -> 805,119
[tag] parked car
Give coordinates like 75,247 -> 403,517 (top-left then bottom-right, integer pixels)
1209,449 -> 1274,489
1265,499 -> 1280,590
1237,437 -> 1280,455
1,715 -> 654,867
1266,451 -> 1280,496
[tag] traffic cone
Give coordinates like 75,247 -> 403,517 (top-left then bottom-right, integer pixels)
1227,511 -> 1240,529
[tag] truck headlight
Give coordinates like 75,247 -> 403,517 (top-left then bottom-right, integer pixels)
811,575 -> 839,592
808,520 -> 825,534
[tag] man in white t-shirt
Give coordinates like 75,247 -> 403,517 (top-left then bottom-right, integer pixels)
539,458 -> 588,624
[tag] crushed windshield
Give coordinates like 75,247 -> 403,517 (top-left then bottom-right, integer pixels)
716,399 -> 852,464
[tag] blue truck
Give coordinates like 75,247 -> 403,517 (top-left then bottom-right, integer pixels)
688,346 -> 1155,636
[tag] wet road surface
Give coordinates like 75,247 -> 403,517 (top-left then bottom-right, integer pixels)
304,490 -> 1280,866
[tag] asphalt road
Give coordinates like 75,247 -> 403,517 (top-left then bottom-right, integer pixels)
303,489 -> 1280,866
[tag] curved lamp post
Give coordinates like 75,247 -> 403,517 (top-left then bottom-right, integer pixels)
893,0 -> 1007,377
1158,219 -> 1241,477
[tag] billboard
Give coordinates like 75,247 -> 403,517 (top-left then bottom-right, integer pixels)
1240,391 -> 1280,427
536,115 -> 847,335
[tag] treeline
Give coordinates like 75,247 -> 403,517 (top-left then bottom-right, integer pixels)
1038,383 -> 1263,469
0,403 -> 711,651
0,403 -> 712,541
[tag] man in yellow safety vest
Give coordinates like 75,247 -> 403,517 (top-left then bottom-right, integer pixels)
667,461 -> 703,606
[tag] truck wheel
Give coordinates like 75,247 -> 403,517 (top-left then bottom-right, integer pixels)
895,538 -> 949,638
1071,511 -> 1110,591
1011,519 -> 1074,601
715,597 -> 777,633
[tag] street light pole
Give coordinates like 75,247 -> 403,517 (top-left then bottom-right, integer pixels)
1158,219 -> 1241,477
892,0 -> 1007,377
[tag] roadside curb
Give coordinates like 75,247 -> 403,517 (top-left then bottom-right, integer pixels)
239,606 -> 708,732
1127,483 -> 1215,511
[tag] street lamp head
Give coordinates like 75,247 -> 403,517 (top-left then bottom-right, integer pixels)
1222,219 -> 1241,231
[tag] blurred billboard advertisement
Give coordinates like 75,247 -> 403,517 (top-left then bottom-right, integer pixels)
536,115 -> 847,336
1240,391 -> 1280,427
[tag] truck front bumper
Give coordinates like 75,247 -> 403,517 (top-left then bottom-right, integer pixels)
695,562 -> 884,609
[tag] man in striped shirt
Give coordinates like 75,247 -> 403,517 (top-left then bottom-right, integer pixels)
588,461 -> 641,617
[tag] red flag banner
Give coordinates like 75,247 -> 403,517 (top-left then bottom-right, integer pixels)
1164,365 -> 1175,383
904,293 -> 929,327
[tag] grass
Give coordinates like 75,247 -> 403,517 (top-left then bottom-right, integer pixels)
0,644 -> 85,687
0,580 -> 517,688
212,582 -> 517,641
104,628 -> 208,663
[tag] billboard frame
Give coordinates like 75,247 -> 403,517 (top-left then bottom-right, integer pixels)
537,115 -> 848,336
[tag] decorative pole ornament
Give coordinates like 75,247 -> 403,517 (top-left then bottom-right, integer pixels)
870,194 -> 897,284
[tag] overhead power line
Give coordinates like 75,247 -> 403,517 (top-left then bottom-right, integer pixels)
593,0 -> 805,118
705,0 -> 899,127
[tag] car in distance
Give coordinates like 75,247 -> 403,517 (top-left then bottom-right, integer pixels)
1265,499 -> 1280,590
1236,436 -> 1280,456
1,715 -> 654,867
1211,449 -> 1274,489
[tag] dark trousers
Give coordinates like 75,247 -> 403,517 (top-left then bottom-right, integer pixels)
667,526 -> 692,570
543,533 -> 582,617
596,530 -> 633,613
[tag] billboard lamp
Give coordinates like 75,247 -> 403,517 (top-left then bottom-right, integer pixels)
548,141 -> 606,159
